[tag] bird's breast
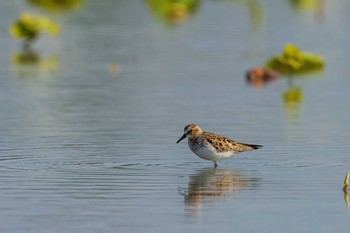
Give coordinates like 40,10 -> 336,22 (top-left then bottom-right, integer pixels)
188,139 -> 233,161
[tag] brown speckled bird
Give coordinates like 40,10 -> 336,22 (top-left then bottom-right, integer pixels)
177,124 -> 262,167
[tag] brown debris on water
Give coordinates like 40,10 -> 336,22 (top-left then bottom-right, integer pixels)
246,67 -> 280,88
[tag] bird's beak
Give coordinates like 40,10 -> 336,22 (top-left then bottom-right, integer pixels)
176,134 -> 186,143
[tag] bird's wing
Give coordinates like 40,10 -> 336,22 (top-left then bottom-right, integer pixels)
202,132 -> 254,153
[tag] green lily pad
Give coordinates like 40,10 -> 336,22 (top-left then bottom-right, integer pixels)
266,44 -> 325,76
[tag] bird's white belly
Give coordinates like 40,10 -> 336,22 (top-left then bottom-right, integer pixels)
191,144 -> 235,161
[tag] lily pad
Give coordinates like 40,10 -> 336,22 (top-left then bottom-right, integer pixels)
9,13 -> 60,42
266,44 -> 325,76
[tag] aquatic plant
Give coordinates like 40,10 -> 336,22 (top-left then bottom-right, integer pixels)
146,0 -> 201,25
344,171 -> 349,192
266,44 -> 325,76
344,171 -> 349,211
10,13 -> 60,47
26,0 -> 83,12
288,0 -> 323,13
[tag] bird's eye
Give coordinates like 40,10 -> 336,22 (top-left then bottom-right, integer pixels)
188,130 -> 192,134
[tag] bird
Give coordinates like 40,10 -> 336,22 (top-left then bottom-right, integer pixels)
176,124 -> 262,167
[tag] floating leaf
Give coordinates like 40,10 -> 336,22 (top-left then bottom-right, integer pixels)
26,0 -> 83,12
9,13 -> 60,42
266,44 -> 325,76
288,0 -> 321,13
146,0 -> 201,25
344,171 -> 349,212
344,171 -> 349,191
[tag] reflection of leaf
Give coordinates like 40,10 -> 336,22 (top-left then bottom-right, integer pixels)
11,51 -> 40,64
344,171 -> 349,212
26,0 -> 83,12
288,0 -> 321,12
266,44 -> 325,76
283,86 -> 302,122
283,86 -> 303,103
146,0 -> 201,25
11,51 -> 60,78
344,191 -> 349,212
245,0 -> 264,31
284,101 -> 300,122
214,0 -> 263,32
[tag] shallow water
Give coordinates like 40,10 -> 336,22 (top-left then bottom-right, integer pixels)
1,0 -> 350,232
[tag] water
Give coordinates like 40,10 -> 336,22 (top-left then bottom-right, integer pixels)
1,0 -> 350,232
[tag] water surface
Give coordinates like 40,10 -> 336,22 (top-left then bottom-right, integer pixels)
1,1 -> 350,232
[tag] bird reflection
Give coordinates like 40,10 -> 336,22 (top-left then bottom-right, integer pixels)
184,168 -> 259,208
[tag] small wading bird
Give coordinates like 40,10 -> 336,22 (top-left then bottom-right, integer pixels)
177,124 -> 262,167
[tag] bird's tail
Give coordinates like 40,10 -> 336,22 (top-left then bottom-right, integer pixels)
243,143 -> 263,150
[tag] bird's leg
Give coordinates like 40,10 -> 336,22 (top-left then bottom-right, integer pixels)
213,161 -> 218,168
